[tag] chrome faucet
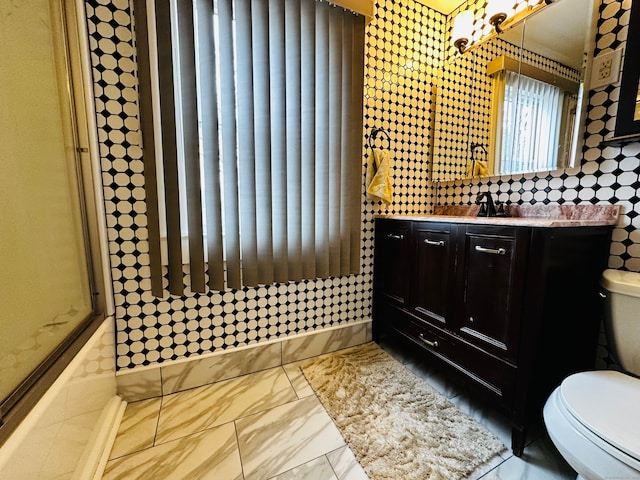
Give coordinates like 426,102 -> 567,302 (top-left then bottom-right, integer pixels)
476,192 -> 496,217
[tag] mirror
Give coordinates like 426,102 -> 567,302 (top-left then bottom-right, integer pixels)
432,0 -> 596,182
431,53 -> 475,180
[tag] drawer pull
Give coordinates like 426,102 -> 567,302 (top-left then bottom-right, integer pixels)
419,334 -> 439,348
424,239 -> 445,247
387,233 -> 404,240
475,246 -> 506,255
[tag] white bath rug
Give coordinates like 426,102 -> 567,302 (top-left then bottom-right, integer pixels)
301,342 -> 506,480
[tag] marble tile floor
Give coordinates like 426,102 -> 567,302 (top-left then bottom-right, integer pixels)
101,342 -> 577,480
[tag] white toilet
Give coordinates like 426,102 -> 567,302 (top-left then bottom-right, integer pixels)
544,269 -> 640,480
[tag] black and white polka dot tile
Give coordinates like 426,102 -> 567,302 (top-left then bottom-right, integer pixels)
85,0 -> 640,371
86,0 -> 445,368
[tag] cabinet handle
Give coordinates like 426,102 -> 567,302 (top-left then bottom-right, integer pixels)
387,233 -> 404,240
424,239 -> 445,247
475,245 -> 506,255
419,333 -> 438,348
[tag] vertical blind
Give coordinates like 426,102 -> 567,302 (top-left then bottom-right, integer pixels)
497,71 -> 563,175
133,0 -> 366,296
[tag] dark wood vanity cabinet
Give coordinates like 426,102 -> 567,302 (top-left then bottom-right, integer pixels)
412,222 -> 456,329
457,226 -> 529,363
374,220 -> 412,308
373,217 -> 613,456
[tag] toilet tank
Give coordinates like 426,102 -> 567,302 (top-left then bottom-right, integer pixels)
601,269 -> 640,376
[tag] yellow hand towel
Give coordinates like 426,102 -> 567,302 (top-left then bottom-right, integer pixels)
475,160 -> 489,177
366,148 -> 393,204
466,160 -> 489,178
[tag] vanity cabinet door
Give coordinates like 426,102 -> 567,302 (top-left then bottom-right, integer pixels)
374,219 -> 412,308
411,222 -> 457,328
457,226 -> 529,362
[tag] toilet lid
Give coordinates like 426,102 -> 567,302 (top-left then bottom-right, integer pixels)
560,370 -> 640,462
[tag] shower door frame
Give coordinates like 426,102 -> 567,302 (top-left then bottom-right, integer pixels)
0,0 -> 110,446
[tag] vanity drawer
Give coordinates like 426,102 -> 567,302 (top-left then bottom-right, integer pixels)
388,313 -> 461,370
448,336 -> 516,406
392,312 -> 516,407
393,316 -> 455,354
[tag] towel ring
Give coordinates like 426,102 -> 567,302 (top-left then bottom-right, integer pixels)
367,127 -> 391,152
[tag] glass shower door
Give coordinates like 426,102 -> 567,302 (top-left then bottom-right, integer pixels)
0,0 -> 94,406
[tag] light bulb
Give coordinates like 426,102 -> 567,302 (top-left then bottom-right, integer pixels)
485,0 -> 512,32
451,10 -> 474,53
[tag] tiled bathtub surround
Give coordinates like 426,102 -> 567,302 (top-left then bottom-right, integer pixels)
0,319 -> 118,480
116,321 -> 370,401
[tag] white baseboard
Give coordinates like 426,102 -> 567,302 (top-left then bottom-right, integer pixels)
72,396 -> 127,480
116,319 -> 373,401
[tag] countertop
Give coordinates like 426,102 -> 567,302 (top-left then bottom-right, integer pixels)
376,204 -> 620,228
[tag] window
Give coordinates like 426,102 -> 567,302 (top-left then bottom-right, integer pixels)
133,0 -> 368,296
492,70 -> 580,175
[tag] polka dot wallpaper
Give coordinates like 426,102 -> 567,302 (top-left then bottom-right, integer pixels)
85,0 -> 639,371
86,0 -> 443,369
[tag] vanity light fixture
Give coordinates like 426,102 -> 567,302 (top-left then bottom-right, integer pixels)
451,0 -> 550,54
485,0 -> 513,33
451,10 -> 474,53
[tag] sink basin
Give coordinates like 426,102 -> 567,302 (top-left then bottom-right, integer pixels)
433,204 -> 484,217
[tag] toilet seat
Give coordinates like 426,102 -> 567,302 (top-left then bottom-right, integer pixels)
558,370 -> 640,470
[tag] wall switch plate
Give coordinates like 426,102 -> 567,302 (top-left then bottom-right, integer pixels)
591,48 -> 623,89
